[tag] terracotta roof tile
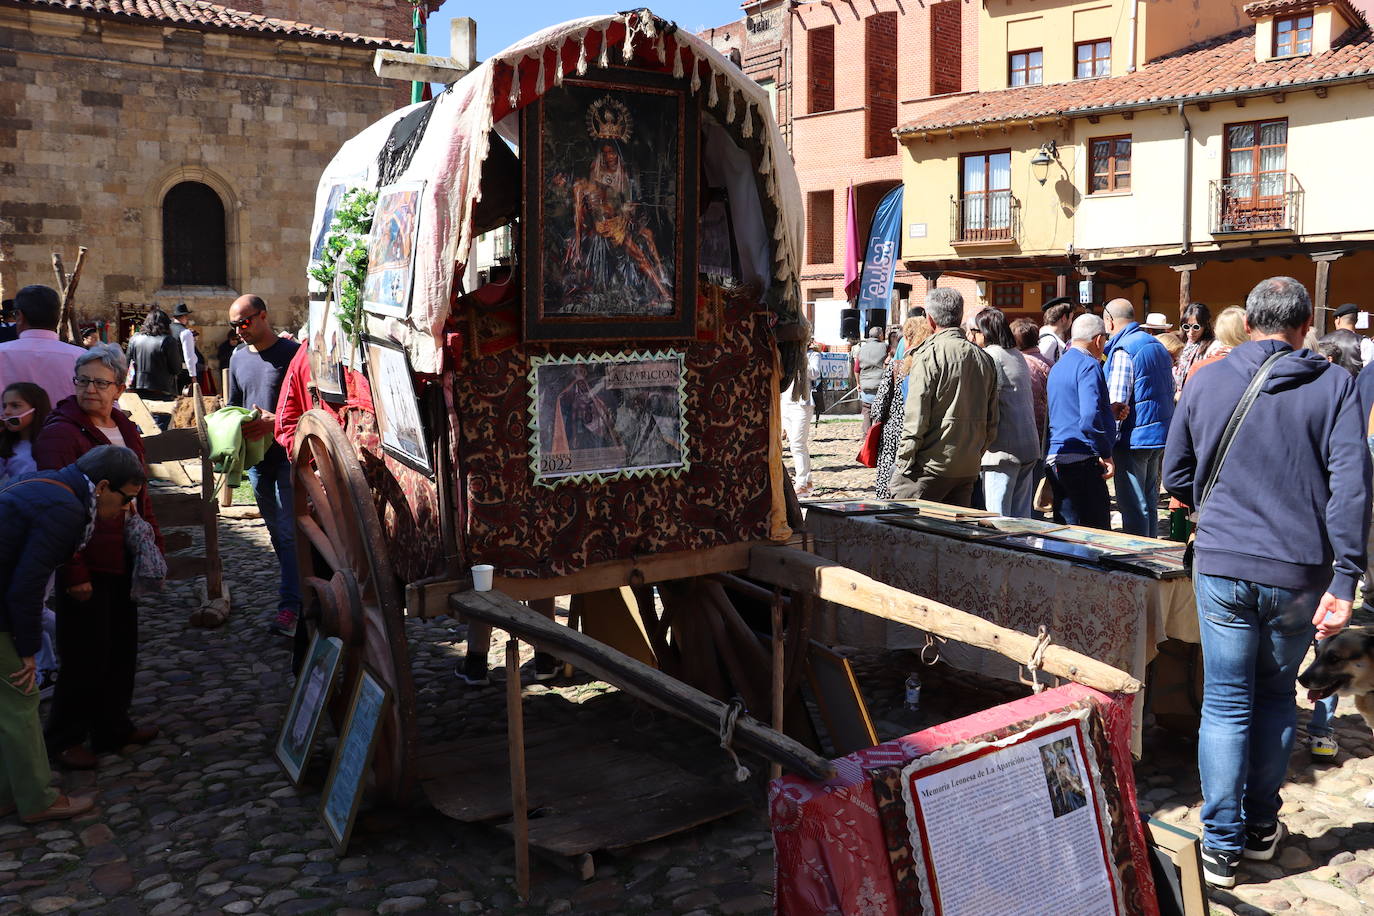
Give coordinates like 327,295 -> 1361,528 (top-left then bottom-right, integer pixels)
2,0 -> 410,49
896,26 -> 1374,134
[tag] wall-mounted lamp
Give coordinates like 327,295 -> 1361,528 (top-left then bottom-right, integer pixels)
1031,139 -> 1059,185
976,280 -> 988,299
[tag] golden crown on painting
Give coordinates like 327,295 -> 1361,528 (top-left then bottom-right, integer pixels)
585,95 -> 633,142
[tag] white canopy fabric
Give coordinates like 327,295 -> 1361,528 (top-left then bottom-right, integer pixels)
308,8 -> 804,374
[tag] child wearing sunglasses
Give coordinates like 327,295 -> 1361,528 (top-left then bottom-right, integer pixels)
0,382 -> 51,484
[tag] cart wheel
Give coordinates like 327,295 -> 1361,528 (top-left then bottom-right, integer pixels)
292,409 -> 417,802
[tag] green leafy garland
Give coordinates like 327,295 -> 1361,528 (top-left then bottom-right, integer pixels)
308,188 -> 377,343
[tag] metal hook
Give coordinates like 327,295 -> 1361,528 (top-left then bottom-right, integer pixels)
920,634 -> 941,666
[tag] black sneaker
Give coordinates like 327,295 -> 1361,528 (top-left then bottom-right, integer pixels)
455,653 -> 490,687
1200,846 -> 1239,888
1242,821 -> 1286,861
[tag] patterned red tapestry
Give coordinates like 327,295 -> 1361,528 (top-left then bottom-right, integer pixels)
452,295 -> 777,578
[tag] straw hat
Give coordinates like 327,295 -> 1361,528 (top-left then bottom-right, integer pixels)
1141,312 -> 1173,331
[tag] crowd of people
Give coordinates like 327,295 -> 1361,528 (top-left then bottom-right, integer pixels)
0,284 -> 303,826
792,276 -> 1373,889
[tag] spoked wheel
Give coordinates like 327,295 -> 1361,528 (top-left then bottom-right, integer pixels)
292,409 -> 417,802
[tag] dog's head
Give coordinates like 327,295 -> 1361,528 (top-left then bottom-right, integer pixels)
1298,627 -> 1374,701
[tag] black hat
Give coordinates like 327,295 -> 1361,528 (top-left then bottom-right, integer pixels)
171,302 -> 193,317
1333,303 -> 1360,320
1042,296 -> 1074,312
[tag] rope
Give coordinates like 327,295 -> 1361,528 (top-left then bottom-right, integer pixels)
718,697 -> 752,782
1026,625 -> 1052,694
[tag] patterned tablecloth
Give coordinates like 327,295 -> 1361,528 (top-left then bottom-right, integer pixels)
805,513 -> 1198,746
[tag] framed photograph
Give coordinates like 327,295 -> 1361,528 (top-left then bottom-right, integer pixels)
521,69 -> 698,341
320,668 -> 392,855
362,180 -> 424,318
310,182 -> 347,265
804,641 -> 878,756
365,337 -> 431,475
274,632 -> 344,786
877,513 -> 1008,542
527,350 -> 688,487
307,293 -> 345,405
901,713 -> 1125,916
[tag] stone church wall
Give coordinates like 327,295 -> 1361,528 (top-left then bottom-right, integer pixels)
0,6 -> 407,349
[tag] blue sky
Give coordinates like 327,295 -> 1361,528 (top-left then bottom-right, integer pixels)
425,1 -> 745,59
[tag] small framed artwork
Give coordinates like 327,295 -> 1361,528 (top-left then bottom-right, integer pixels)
310,182 -> 347,266
307,292 -> 346,406
362,180 -> 424,318
521,69 -> 699,341
274,632 -> 344,786
320,668 -> 392,855
803,499 -> 904,517
364,337 -> 432,475
527,350 -> 688,487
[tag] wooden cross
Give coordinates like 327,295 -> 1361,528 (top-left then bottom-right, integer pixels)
373,17 -> 479,86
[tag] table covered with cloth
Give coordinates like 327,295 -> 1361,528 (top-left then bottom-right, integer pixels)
805,512 -> 1198,749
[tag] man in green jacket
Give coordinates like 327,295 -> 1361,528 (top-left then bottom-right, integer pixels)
893,287 -> 999,506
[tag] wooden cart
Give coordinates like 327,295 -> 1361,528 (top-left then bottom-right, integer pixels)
290,9 -> 1141,878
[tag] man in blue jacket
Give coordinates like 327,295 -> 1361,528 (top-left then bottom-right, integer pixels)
1045,314 -> 1116,528
1163,276 -> 1372,888
0,444 -> 145,823
1103,299 -> 1175,536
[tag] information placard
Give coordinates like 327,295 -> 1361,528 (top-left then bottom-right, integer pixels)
901,711 -> 1122,916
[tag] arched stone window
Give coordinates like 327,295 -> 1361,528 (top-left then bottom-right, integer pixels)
162,181 -> 227,286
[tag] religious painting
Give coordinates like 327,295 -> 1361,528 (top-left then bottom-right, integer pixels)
365,337 -> 431,475
362,181 -> 424,318
527,350 -> 688,487
320,668 -> 391,854
274,632 -> 343,786
522,70 -> 698,340
310,183 -> 347,265
308,286 -> 345,404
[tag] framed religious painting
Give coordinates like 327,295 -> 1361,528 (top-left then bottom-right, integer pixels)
527,350 -> 689,487
362,180 -> 424,318
521,69 -> 699,341
364,337 -> 432,475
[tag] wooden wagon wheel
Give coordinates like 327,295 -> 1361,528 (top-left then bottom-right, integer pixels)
292,409 -> 418,802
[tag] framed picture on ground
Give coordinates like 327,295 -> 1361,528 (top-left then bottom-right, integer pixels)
521,69 -> 698,341
274,632 -> 344,787
365,337 -> 431,475
362,180 -> 424,318
320,668 -> 392,854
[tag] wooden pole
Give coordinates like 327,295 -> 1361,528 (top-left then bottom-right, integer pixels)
505,636 -> 531,901
770,590 -> 784,782
748,545 -> 1142,694
52,248 -> 86,344
192,382 -> 223,601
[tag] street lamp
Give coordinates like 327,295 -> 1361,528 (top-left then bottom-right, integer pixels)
1031,139 -> 1059,185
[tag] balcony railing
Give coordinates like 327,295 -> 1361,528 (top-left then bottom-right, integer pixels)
951,191 -> 1021,244
1209,174 -> 1303,234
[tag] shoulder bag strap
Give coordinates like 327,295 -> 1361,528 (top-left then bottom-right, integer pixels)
1197,349 -> 1288,512
0,476 -> 76,498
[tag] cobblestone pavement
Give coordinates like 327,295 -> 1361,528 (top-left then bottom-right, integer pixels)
0,422 -> 1365,915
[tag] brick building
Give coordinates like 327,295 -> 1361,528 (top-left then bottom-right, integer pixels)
702,0 -> 982,332
0,0 -> 434,346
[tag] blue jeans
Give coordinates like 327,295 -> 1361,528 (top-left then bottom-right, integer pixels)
1195,572 -> 1320,853
248,457 -> 301,613
982,458 -> 1037,518
1112,445 -> 1164,536
1308,695 -> 1338,738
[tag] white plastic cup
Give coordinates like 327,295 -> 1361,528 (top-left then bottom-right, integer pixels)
471,564 -> 494,592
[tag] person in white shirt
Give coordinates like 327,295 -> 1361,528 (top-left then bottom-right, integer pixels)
1037,298 -> 1073,365
170,303 -> 200,389
1331,303 -> 1374,367
781,340 -> 823,497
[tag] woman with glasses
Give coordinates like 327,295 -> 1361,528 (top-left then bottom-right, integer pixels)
1173,302 -> 1220,396
32,344 -> 162,771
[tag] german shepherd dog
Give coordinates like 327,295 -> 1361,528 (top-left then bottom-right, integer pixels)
1297,627 -> 1374,796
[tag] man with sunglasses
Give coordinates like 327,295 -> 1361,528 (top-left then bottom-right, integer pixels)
0,286 -> 86,405
226,295 -> 302,637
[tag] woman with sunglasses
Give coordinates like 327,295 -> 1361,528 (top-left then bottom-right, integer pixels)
33,344 -> 162,771
0,382 -> 50,484
1172,302 -> 1220,396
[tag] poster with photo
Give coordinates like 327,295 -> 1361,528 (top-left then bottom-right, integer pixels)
274,632 -> 343,786
362,181 -> 424,317
528,350 -> 687,487
307,296 -> 345,403
310,183 -> 347,265
365,337 -> 431,474
901,713 -> 1123,916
